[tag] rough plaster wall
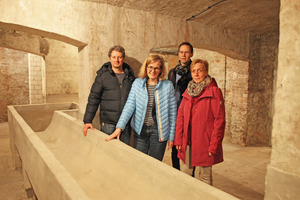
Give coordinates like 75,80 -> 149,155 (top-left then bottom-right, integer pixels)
159,54 -> 178,73
29,54 -> 45,104
78,3 -> 186,112
119,9 -> 184,60
247,33 -> 278,146
0,0 -> 85,45
265,1 -> 300,199
45,39 -> 78,95
0,0 -> 252,117
188,22 -> 250,61
0,47 -> 29,122
0,28 -> 44,56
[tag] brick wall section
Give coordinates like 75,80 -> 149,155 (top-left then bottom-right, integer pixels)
29,54 -> 46,104
0,47 -> 29,122
247,33 -> 278,146
226,58 -> 249,145
29,54 -> 45,104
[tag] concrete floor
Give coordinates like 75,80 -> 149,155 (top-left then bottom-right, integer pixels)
162,138 -> 271,200
0,122 -> 29,200
0,121 -> 271,200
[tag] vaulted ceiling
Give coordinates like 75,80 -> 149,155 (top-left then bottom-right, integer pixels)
81,0 -> 280,33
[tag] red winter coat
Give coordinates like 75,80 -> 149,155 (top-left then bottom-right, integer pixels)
174,78 -> 225,167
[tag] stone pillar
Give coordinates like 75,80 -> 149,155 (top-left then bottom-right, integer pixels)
265,1 -> 300,199
247,33 -> 278,146
29,53 -> 45,104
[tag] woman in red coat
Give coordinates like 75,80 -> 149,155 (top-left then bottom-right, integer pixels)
174,59 -> 225,185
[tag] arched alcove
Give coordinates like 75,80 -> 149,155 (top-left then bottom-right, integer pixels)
0,22 -> 87,122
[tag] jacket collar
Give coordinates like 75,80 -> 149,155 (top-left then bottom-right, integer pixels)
182,78 -> 218,100
96,62 -> 134,77
142,78 -> 163,89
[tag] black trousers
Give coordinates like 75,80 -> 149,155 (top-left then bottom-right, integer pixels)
171,146 -> 180,170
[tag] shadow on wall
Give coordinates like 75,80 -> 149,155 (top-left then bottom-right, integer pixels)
125,56 -> 142,76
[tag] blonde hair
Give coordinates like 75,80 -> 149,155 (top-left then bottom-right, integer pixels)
190,59 -> 209,72
138,55 -> 167,80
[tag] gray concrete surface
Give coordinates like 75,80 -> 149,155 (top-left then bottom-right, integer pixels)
0,122 -> 29,200
3,103 -> 271,199
163,140 -> 271,200
8,105 -> 89,200
8,104 -> 238,200
1,119 -> 271,200
1,118 -> 271,200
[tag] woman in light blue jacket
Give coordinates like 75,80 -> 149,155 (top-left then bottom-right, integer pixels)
105,55 -> 177,161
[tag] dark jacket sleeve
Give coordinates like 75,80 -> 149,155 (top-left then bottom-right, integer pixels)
168,69 -> 175,86
83,74 -> 104,123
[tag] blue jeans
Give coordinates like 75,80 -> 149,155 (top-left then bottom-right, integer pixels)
134,124 -> 167,161
101,123 -> 131,145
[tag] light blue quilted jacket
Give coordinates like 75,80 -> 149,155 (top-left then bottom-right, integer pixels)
116,78 -> 177,141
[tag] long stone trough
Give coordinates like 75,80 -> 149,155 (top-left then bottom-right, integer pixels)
8,103 -> 239,200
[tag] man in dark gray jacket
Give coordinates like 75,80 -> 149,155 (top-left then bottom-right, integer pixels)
168,42 -> 193,170
83,45 -> 135,144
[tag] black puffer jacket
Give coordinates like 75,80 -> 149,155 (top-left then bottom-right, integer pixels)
83,62 -> 135,125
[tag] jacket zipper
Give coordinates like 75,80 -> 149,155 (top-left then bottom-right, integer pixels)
155,90 -> 163,141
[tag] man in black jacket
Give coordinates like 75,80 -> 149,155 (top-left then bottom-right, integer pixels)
168,42 -> 193,170
83,45 -> 135,144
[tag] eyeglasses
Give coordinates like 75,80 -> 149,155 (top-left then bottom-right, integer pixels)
147,66 -> 161,71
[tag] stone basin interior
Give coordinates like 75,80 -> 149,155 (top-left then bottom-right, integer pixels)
13,103 -> 79,132
8,103 -> 238,200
